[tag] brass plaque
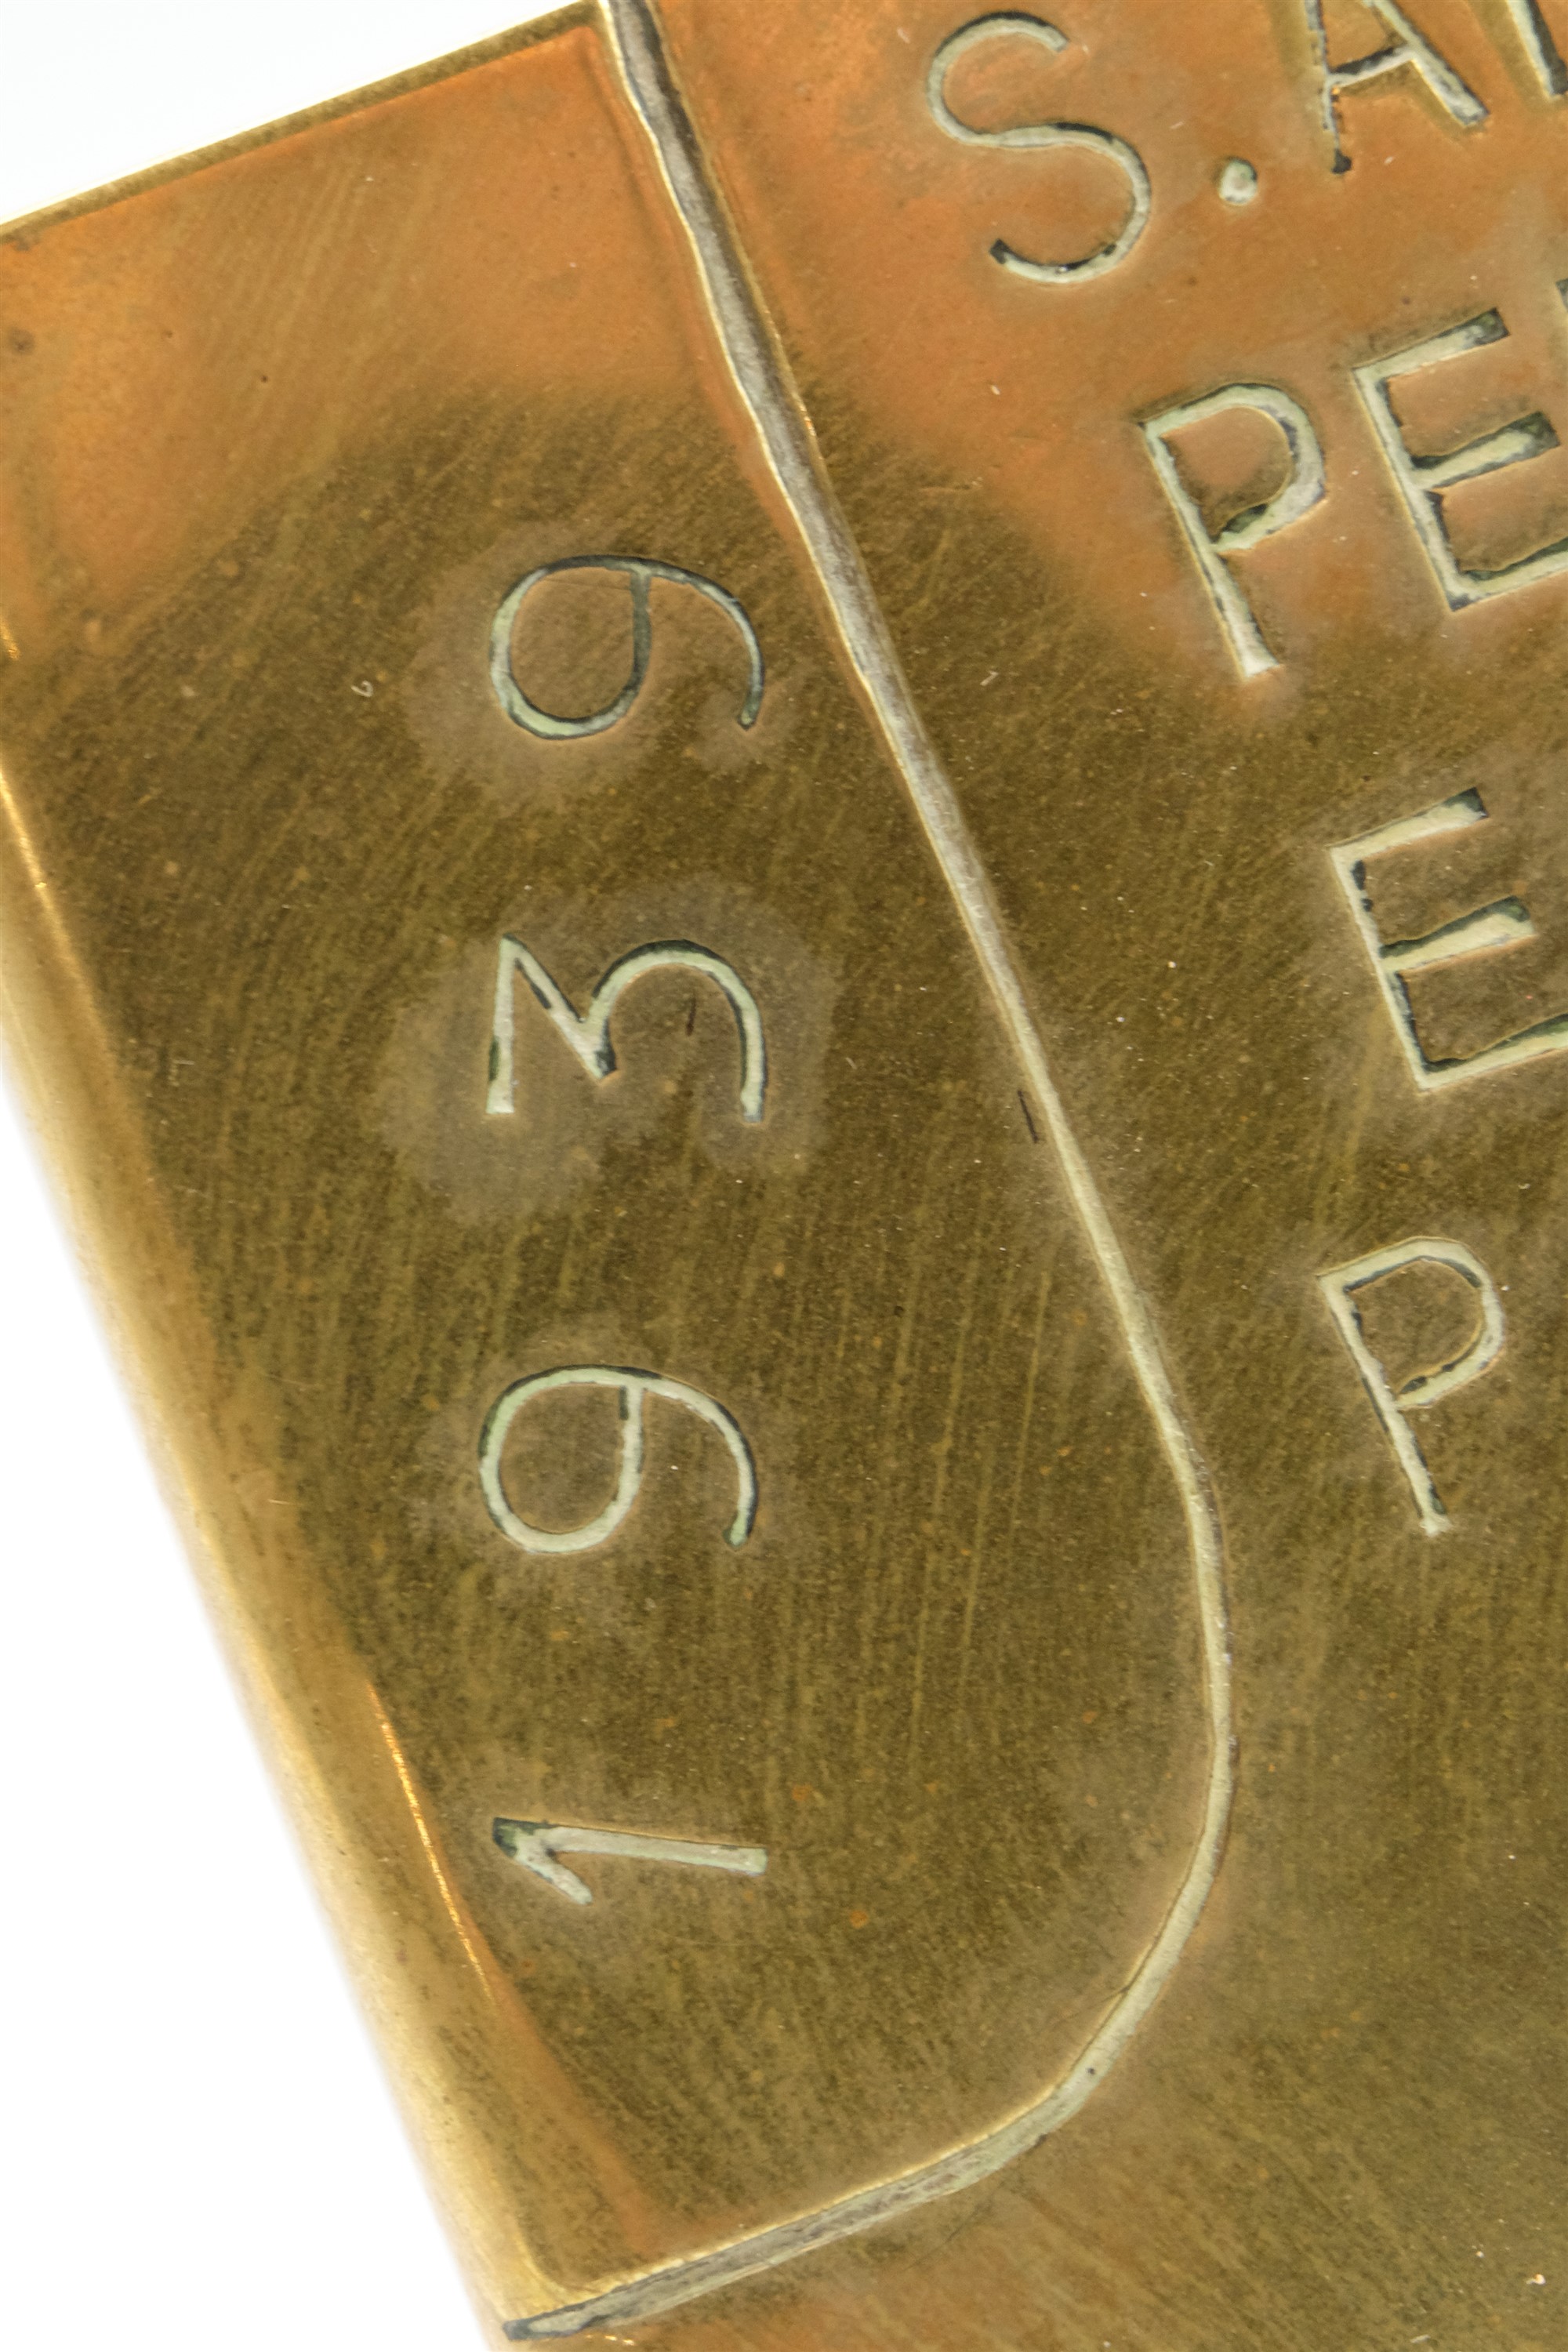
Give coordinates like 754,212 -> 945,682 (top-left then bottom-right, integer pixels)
2,3 -> 1565,2346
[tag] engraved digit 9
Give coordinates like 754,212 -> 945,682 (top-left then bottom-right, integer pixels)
478,1367 -> 758,1555
488,555 -> 764,739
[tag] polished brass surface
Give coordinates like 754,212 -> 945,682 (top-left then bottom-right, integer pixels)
0,3 -> 1565,2346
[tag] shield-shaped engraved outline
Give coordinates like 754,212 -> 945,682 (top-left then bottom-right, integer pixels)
503,5 -> 1237,2336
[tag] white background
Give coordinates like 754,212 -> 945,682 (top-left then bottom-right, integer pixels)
0,8 -> 559,2347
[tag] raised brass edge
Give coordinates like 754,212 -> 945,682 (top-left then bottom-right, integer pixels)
488,3 -> 1238,2338
0,10 -> 608,2338
0,5 -> 1243,2340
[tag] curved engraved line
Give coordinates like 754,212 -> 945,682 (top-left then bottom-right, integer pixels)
590,942 -> 768,1120
479,1363 -> 757,1555
489,554 -> 765,737
502,6 -> 1237,2336
926,16 -> 1152,285
488,935 -> 768,1123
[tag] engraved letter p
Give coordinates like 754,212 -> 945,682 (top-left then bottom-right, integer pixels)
1318,1237 -> 1504,1537
1142,385 -> 1326,679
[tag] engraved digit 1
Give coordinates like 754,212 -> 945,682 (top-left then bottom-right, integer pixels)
492,1817 -> 768,1907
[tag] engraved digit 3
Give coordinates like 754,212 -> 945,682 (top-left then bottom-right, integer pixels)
488,555 -> 764,738
477,1366 -> 757,1555
486,935 -> 767,1123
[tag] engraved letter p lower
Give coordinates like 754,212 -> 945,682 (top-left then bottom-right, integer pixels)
1318,1237 -> 1505,1536
1142,385 -> 1326,679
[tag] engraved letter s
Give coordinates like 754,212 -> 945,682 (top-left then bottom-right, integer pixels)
927,15 -> 1151,283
